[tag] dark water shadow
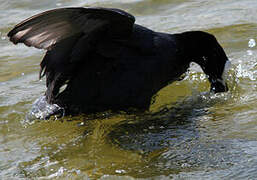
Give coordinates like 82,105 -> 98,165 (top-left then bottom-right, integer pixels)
106,92 -> 240,174
108,92 -> 220,152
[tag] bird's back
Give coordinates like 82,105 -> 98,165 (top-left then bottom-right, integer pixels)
54,25 -> 187,114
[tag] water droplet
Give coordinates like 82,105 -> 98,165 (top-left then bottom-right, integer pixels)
115,169 -> 126,174
181,163 -> 191,168
149,125 -> 155,129
78,122 -> 84,126
247,50 -> 253,56
248,39 -> 256,48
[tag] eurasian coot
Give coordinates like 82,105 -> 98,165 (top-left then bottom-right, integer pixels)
8,7 -> 230,116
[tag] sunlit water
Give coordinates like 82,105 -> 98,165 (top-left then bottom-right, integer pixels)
0,0 -> 257,179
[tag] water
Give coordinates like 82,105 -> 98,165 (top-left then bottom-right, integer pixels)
0,0 -> 257,179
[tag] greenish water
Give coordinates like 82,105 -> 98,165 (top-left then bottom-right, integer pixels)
0,0 -> 257,179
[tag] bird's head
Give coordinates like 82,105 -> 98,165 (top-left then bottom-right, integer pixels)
180,31 -> 231,93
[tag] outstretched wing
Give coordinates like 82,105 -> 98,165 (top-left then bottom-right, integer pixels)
8,7 -> 135,50
8,7 -> 135,102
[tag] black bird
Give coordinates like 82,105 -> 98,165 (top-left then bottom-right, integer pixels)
8,7 -> 230,116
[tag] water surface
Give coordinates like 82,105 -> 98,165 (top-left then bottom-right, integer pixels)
0,0 -> 257,179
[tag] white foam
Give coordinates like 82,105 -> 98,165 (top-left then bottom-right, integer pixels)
248,39 -> 256,48
222,60 -> 231,81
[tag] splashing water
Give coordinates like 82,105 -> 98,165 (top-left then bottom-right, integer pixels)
26,96 -> 65,121
248,39 -> 256,48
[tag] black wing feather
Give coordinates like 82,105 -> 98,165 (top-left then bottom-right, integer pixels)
8,7 -> 135,103
8,7 -> 135,50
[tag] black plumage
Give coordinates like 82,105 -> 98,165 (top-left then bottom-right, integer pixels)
8,7 -> 229,116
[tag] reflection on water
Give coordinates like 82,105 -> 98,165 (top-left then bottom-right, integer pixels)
0,0 -> 257,179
